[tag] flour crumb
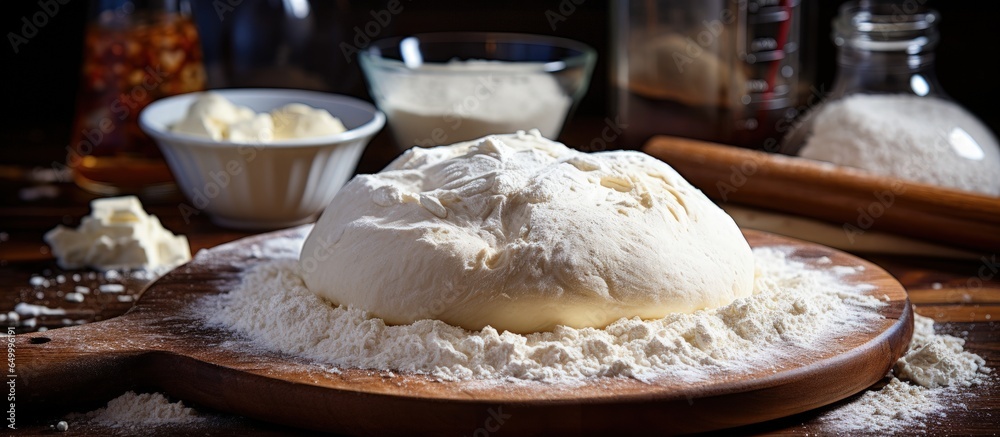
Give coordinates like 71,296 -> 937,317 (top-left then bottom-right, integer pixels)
66,392 -> 205,429
894,314 -> 989,388
99,284 -> 126,293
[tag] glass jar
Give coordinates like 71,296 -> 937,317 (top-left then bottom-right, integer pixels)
195,0 -> 363,94
69,0 -> 206,197
612,0 -> 815,150
781,2 -> 1000,196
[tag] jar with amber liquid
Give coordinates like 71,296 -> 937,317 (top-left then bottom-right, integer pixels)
70,0 -> 205,196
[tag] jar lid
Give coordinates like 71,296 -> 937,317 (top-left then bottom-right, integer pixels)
833,1 -> 940,53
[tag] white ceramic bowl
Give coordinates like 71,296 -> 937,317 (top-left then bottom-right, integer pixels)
140,89 -> 385,230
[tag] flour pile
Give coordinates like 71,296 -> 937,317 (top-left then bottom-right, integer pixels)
896,314 -> 988,388
66,392 -> 205,429
201,242 -> 885,382
818,313 -> 990,434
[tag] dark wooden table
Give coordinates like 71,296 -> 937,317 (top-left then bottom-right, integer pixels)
1,125 -> 997,435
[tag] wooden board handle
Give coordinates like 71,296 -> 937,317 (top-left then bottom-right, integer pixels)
15,317 -> 147,416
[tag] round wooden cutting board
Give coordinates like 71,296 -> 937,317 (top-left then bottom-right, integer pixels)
18,226 -> 913,436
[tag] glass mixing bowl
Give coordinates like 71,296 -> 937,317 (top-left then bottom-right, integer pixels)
359,32 -> 596,150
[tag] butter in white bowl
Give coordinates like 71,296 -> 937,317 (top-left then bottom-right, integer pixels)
271,103 -> 348,140
171,92 -> 347,143
140,88 -> 386,229
170,92 -> 255,141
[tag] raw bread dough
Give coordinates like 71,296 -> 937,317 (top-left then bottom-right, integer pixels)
300,130 -> 754,333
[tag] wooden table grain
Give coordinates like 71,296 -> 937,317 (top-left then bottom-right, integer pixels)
1,132 -> 996,436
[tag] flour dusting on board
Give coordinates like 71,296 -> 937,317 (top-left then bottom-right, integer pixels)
199,235 -> 885,382
193,233 -> 991,433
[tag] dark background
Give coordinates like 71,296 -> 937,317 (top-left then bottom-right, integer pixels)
3,0 -> 998,163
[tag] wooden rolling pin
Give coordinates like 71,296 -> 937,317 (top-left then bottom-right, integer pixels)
642,136 -> 1000,253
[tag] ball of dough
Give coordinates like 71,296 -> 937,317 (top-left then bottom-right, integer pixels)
300,130 -> 754,334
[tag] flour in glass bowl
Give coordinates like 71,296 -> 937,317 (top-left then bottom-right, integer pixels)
375,60 -> 572,147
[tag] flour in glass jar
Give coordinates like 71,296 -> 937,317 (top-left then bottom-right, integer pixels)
798,94 -> 1000,196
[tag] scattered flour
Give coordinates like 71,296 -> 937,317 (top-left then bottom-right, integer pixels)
201,240 -> 886,382
820,377 -> 942,434
67,392 -> 204,429
799,94 -> 1000,196
12,302 -> 66,318
818,313 -> 990,434
895,313 -> 988,388
7,267 -> 157,331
